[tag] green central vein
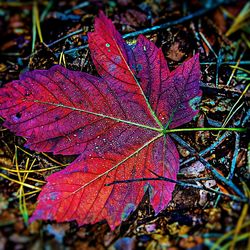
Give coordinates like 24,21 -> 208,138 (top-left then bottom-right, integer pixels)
72,133 -> 163,194
33,100 -> 162,132
112,38 -> 164,129
33,100 -> 246,134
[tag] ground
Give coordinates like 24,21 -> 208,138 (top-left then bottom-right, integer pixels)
0,0 -> 249,249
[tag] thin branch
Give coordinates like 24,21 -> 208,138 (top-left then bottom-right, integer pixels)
171,134 -> 247,201
61,0 -> 231,56
229,132 -> 240,180
105,172 -> 245,202
180,131 -> 231,166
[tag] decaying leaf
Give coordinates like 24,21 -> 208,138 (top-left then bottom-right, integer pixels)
0,12 -> 201,229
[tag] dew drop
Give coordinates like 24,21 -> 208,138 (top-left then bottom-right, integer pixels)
25,91 -> 31,96
106,43 -> 110,47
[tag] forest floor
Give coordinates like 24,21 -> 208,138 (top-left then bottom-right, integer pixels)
0,0 -> 249,249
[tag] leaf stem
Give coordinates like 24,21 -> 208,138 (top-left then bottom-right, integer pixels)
164,127 -> 247,133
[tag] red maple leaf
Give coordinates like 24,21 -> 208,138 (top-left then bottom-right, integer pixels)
0,12 -> 201,229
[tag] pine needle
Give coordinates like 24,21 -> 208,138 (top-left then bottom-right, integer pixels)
226,2 -> 250,36
230,183 -> 250,250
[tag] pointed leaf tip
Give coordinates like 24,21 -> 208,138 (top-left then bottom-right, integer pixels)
0,12 -> 202,229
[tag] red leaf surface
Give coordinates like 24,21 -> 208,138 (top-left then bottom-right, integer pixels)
0,12 -> 201,229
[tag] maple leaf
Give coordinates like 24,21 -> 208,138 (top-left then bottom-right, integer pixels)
0,12 -> 201,229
